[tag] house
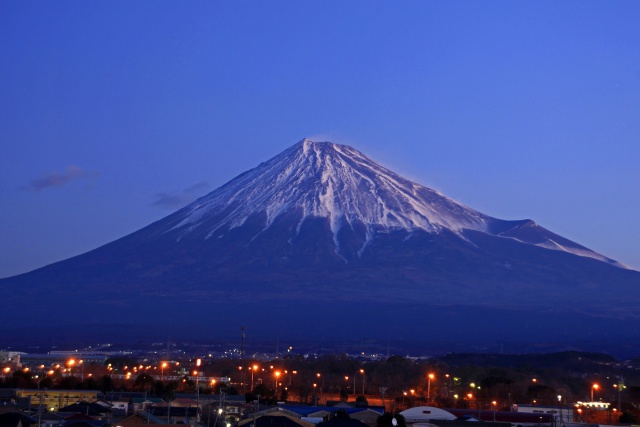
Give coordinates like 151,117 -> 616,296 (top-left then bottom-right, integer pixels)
59,413 -> 108,427
0,412 -> 27,427
238,412 -> 316,427
275,405 -> 384,427
148,405 -> 198,426
317,417 -> 370,427
113,412 -> 175,426
131,398 -> 164,414
0,409 -> 38,427
58,401 -> 112,420
109,400 -> 130,417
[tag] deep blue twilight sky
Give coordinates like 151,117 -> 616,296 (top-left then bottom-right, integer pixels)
1,2 -> 639,278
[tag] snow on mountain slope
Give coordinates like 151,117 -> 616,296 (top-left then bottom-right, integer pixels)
493,219 -> 629,269
168,138 -> 627,269
170,139 -> 489,244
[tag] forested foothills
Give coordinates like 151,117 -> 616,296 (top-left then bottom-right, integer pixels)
3,351 -> 640,416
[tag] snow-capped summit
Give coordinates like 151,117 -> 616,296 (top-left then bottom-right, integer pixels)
165,138 -> 623,267
171,139 -> 488,250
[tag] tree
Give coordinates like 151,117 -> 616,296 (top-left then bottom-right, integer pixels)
83,377 -> 99,390
58,376 -> 80,390
39,377 -> 54,389
527,384 -> 556,405
339,387 -> 348,401
333,409 -> 350,420
619,412 -> 637,424
253,383 -> 274,401
134,373 -> 155,392
355,395 -> 368,407
99,375 -> 114,394
8,370 -> 37,389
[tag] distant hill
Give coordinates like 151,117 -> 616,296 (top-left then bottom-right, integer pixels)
437,351 -> 618,370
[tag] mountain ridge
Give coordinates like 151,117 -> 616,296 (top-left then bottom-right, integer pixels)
2,138 -> 639,345
155,138 -> 625,268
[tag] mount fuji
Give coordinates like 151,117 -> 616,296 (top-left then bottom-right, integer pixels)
3,139 -> 639,348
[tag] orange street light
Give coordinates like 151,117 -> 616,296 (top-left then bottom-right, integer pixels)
250,364 -> 259,391
161,362 -> 168,381
275,371 -> 281,393
591,383 -> 599,402
428,373 -> 435,402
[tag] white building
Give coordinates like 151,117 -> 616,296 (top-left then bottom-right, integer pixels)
515,404 -> 574,424
400,406 -> 457,427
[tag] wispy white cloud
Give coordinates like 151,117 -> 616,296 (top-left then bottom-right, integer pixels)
25,166 -> 99,191
152,181 -> 211,210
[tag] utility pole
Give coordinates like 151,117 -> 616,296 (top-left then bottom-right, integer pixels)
241,326 -> 246,395
196,359 -> 201,424
379,387 -> 387,412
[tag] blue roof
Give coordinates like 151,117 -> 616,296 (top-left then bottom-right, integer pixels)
277,405 -> 383,416
133,412 -> 167,424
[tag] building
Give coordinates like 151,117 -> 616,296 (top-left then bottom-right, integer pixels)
0,352 -> 23,369
400,407 -> 555,427
514,404 -> 574,424
15,390 -> 101,412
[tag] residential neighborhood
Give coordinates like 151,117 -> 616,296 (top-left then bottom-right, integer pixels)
1,347 -> 638,427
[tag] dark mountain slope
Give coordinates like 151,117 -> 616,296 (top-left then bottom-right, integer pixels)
2,139 -> 638,346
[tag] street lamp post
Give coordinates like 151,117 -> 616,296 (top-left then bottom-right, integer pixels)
67,359 -> 75,378
592,383 -> 599,402
428,373 -> 435,402
195,359 -> 201,422
445,374 -> 452,398
614,382 -> 624,412
360,369 -> 365,395
251,365 -> 258,392
162,362 -> 167,382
